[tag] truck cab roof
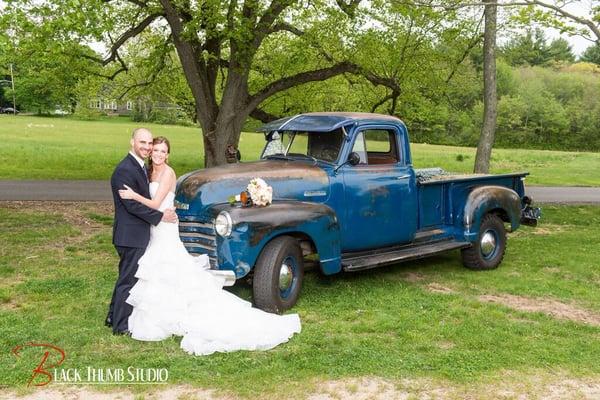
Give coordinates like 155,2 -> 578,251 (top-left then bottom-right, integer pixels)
258,112 -> 405,133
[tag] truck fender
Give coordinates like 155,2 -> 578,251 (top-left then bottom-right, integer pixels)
217,201 -> 342,276
463,185 -> 521,240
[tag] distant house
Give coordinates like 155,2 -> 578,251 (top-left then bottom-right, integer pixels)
88,98 -> 182,117
88,99 -> 134,115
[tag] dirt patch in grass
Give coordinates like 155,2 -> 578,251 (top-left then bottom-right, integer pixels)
4,375 -> 600,399
0,201 -> 112,246
0,298 -> 21,311
308,377 -> 402,400
511,224 -> 568,237
308,375 -> 600,400
541,266 -> 562,274
1,201 -> 112,231
436,340 -> 455,350
530,224 -> 567,235
426,283 -> 455,294
401,272 -> 426,283
479,294 -> 600,326
3,385 -> 233,400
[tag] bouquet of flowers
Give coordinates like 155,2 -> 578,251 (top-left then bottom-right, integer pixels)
229,177 -> 273,207
246,177 -> 273,206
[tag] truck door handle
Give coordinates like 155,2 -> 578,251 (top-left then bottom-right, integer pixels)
396,174 -> 411,179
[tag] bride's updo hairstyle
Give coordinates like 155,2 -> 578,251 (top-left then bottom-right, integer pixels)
148,136 -> 171,177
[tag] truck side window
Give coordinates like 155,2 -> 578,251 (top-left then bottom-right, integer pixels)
364,130 -> 399,165
351,132 -> 368,164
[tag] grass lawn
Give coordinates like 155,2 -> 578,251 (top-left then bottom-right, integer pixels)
1,203 -> 600,398
1,115 -> 599,186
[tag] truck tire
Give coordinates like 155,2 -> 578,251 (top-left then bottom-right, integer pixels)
253,236 -> 304,313
461,213 -> 506,270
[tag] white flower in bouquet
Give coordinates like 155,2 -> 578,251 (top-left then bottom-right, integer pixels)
247,177 -> 273,206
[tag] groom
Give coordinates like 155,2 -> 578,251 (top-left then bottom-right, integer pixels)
106,127 -> 178,335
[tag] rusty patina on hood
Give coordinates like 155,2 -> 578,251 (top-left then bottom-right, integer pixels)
177,160 -> 330,213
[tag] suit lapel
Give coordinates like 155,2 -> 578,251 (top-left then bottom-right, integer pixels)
126,154 -> 150,195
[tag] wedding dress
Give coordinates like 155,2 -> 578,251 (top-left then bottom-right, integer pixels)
126,182 -> 301,355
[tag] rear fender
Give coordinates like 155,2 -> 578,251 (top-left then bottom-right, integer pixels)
463,186 -> 521,241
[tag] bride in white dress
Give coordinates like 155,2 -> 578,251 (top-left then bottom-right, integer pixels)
118,136 -> 301,355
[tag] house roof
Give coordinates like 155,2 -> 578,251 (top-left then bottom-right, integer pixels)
257,112 -> 404,133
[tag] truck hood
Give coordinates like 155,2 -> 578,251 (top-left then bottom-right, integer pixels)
175,160 -> 330,216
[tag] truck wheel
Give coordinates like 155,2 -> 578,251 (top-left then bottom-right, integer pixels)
461,213 -> 506,270
253,236 -> 304,313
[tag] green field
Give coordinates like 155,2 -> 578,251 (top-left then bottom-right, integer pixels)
1,203 -> 600,397
1,115 -> 599,186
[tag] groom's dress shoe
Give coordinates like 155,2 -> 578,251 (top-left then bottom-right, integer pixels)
104,316 -> 113,328
113,330 -> 131,336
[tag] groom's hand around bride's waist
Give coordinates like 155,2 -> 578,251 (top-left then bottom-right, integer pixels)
161,208 -> 178,224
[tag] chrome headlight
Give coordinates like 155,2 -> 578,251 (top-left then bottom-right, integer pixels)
214,211 -> 233,237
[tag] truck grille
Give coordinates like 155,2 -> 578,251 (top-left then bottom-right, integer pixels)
178,218 -> 217,268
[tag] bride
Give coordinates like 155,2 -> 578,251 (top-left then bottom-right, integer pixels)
118,136 -> 301,355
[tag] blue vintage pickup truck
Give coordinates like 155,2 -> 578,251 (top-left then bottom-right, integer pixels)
174,112 -> 540,312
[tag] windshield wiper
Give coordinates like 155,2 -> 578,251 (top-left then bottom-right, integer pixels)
265,154 -> 294,161
287,153 -> 318,164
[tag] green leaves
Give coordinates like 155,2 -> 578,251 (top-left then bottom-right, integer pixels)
500,29 -> 575,67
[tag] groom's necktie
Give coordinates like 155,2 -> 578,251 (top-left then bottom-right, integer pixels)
143,164 -> 149,182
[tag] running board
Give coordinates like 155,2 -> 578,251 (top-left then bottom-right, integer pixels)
342,240 -> 471,272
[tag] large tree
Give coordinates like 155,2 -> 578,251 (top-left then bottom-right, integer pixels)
4,0 -> 412,165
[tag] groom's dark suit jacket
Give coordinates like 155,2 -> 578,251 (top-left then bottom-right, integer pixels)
110,153 -> 163,248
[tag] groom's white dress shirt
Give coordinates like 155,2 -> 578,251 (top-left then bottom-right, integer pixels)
129,151 -> 146,169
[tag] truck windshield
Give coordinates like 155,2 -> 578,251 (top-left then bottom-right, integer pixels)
262,129 -> 344,163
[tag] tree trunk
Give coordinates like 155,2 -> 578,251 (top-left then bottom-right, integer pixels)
200,70 -> 251,167
201,112 -> 248,167
474,0 -> 498,174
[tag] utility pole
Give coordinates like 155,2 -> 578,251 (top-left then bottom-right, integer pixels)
9,63 -> 16,115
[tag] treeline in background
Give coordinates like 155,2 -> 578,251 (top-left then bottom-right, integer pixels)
2,26 -> 600,153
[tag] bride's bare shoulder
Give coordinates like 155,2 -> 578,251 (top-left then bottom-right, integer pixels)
165,166 -> 177,191
166,165 -> 176,180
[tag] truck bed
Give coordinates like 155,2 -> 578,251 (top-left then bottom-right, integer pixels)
414,168 -> 528,230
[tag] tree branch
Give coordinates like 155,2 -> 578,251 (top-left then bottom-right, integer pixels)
246,61 -> 402,113
252,0 -> 293,50
102,0 -> 148,7
269,22 -> 305,36
117,38 -> 172,99
82,13 -> 162,66
227,0 -> 238,31
335,0 -> 361,18
524,0 -> 600,41
250,107 -> 281,122
246,61 -> 359,111
397,0 -> 600,41
446,14 -> 485,84
370,92 -> 398,113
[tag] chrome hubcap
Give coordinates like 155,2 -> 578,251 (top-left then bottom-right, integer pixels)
480,231 -> 497,257
279,262 -> 293,291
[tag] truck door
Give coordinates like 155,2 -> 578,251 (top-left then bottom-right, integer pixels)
341,127 -> 418,251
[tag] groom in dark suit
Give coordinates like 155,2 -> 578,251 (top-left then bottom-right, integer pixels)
106,127 -> 178,335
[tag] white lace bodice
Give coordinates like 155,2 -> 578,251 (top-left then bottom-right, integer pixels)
149,182 -> 175,212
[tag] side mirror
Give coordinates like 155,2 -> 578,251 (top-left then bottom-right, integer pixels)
334,151 -> 361,174
348,152 -> 361,166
